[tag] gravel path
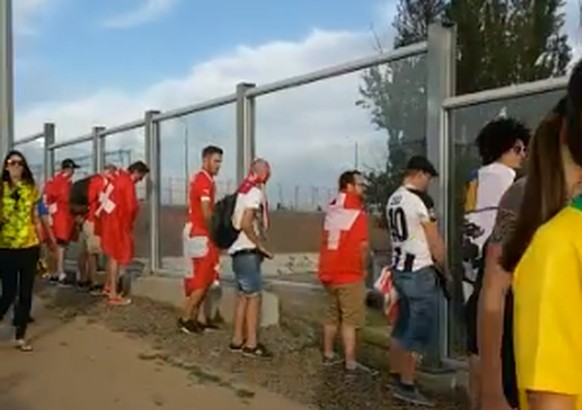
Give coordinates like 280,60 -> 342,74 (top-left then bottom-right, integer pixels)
35,283 -> 467,410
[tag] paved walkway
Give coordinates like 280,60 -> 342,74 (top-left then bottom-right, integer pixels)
0,304 -> 309,410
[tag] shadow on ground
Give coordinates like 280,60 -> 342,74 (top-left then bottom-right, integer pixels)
36,283 -> 467,410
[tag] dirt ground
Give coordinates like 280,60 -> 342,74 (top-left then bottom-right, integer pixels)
2,282 -> 467,410
0,303 -> 308,410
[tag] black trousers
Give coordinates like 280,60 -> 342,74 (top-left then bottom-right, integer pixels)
0,246 -> 40,339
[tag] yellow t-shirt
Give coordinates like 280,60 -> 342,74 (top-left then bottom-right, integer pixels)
0,181 -> 40,249
513,197 -> 582,409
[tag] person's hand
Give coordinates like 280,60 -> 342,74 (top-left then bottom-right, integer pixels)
258,246 -> 274,259
480,393 -> 514,410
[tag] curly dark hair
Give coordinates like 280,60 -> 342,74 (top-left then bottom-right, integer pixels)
475,117 -> 531,165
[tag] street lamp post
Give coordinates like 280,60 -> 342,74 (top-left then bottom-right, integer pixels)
0,0 -> 14,159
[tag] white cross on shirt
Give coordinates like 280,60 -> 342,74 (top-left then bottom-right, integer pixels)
324,195 -> 360,250
95,183 -> 116,217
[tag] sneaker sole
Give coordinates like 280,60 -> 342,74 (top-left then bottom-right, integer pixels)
393,391 -> 435,407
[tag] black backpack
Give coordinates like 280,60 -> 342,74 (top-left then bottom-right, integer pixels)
69,176 -> 92,215
210,193 -> 240,249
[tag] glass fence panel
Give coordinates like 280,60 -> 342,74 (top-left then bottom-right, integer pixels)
447,88 -> 565,353
158,103 -> 237,274
254,55 -> 427,268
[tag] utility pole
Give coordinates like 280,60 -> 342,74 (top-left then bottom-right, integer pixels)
0,0 -> 14,159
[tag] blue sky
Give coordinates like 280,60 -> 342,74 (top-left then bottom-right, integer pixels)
16,0 -> 388,108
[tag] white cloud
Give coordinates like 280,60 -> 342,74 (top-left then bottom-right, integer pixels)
15,28 -> 414,208
102,0 -> 179,29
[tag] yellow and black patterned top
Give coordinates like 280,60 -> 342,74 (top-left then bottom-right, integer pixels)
0,181 -> 40,249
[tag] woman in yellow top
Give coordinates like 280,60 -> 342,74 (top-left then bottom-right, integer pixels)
501,61 -> 582,410
0,150 -> 41,352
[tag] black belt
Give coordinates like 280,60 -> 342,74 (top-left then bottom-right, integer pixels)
231,248 -> 260,257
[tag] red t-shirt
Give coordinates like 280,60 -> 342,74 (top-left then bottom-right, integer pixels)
318,191 -> 369,285
188,170 -> 215,237
87,174 -> 106,223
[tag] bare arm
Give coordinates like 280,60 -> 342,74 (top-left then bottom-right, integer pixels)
478,243 -> 511,396
201,200 -> 212,232
527,392 -> 577,410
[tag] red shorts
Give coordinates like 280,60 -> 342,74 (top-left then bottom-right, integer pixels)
183,244 -> 219,297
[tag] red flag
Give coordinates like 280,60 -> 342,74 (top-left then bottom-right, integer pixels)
44,171 -> 75,242
99,170 -> 139,265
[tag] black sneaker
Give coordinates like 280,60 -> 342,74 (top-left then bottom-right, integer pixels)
177,318 -> 203,334
242,343 -> 273,359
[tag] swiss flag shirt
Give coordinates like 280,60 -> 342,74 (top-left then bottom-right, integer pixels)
188,170 -> 215,237
318,191 -> 369,285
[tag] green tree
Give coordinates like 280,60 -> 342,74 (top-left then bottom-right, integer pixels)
358,0 -> 571,207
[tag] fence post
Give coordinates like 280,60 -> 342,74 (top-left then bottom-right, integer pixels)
145,110 -> 161,273
236,82 -> 256,185
423,21 -> 457,372
0,0 -> 14,160
92,126 -> 105,173
43,123 -> 55,181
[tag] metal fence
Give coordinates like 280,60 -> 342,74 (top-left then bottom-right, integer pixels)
14,21 -> 571,365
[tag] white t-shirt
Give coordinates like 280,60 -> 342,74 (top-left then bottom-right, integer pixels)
228,186 -> 264,255
465,162 -> 516,250
385,185 -> 436,272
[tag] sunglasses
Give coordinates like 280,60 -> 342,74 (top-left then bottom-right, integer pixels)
7,159 -> 24,167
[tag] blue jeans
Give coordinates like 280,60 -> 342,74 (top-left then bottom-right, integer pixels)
231,250 -> 263,296
391,266 -> 439,354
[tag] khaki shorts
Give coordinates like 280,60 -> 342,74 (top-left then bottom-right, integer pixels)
324,281 -> 366,328
80,220 -> 101,254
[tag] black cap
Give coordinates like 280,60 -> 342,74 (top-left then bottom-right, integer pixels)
61,158 -> 80,170
406,156 -> 438,177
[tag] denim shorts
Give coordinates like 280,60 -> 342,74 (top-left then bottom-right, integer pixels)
391,266 -> 439,354
231,250 -> 263,296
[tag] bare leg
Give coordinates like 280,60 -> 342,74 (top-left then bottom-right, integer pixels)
341,324 -> 357,369
323,324 -> 338,358
244,295 -> 261,348
231,294 -> 247,345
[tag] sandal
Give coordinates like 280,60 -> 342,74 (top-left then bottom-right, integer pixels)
15,339 -> 33,352
108,296 -> 131,306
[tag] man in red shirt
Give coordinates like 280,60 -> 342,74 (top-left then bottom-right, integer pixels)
318,170 -> 375,376
76,164 -> 118,293
44,158 -> 80,286
100,161 -> 149,306
178,145 -> 223,334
